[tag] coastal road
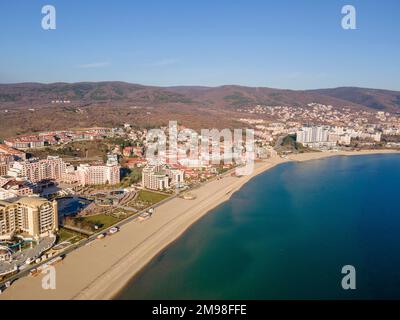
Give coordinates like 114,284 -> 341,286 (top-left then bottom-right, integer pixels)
0,189 -> 181,290
0,164 -> 242,291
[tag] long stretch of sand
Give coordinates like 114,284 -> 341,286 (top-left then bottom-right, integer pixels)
1,149 -> 399,300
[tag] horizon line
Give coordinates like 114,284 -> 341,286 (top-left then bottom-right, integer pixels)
0,81 -> 398,92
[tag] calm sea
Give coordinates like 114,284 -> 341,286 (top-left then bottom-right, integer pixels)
118,154 -> 400,299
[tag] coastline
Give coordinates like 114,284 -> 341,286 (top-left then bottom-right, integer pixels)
0,149 -> 399,300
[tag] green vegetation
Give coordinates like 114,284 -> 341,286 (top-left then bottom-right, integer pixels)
106,137 -> 133,149
137,190 -> 169,205
65,213 -> 122,232
0,93 -> 19,102
120,167 -> 142,187
224,92 -> 254,106
81,214 -> 120,230
72,83 -> 95,99
382,135 -> 400,143
57,227 -> 85,243
279,135 -> 314,153
28,140 -> 111,160
154,92 -> 192,104
393,95 -> 400,107
90,88 -> 109,100
216,165 -> 230,175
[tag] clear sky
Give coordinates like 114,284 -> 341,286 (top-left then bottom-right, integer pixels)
0,0 -> 399,90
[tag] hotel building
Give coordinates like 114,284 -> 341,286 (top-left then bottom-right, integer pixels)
142,164 -> 185,190
296,126 -> 330,144
142,165 -> 170,190
296,126 -> 338,149
75,163 -> 120,186
0,197 -> 58,239
7,156 -> 66,183
165,167 -> 185,187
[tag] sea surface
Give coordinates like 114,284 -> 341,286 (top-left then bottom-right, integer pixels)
118,154 -> 400,299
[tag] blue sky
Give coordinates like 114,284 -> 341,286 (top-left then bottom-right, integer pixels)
0,0 -> 399,90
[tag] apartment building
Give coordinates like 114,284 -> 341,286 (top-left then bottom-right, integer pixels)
142,165 -> 170,190
0,144 -> 26,161
165,167 -> 185,187
7,156 -> 66,183
75,163 -> 120,186
296,126 -> 339,149
0,197 -> 58,239
4,136 -> 45,150
142,164 -> 185,190
0,179 -> 34,200
0,154 -> 13,176
296,126 -> 330,144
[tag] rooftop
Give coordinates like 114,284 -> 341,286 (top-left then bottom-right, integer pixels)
0,196 -> 50,208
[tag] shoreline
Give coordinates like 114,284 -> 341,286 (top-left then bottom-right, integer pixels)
0,149 -> 399,300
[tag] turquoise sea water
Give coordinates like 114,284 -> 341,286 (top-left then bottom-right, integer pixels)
118,155 -> 400,299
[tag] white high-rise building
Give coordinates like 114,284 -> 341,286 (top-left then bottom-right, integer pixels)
75,163 -> 120,186
142,165 -> 170,190
166,168 -> 185,187
296,126 -> 330,144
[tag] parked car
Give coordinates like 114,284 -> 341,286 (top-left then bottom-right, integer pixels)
108,227 -> 120,235
97,233 -> 106,240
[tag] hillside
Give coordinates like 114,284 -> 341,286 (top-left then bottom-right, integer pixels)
0,82 -> 399,138
166,85 -> 365,109
309,87 -> 400,113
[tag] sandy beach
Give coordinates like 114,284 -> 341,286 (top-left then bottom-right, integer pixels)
1,149 -> 399,300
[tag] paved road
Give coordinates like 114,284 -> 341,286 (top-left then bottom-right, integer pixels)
0,236 -> 56,277
0,192 -> 179,289
0,164 -> 240,290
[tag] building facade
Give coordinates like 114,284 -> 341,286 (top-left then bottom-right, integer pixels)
75,163 -> 120,186
0,144 -> 26,160
142,164 -> 185,190
0,178 -> 35,200
142,165 -> 170,190
0,154 -> 13,176
166,168 -> 185,187
7,156 -> 66,183
0,197 -> 58,239
296,126 -> 330,144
